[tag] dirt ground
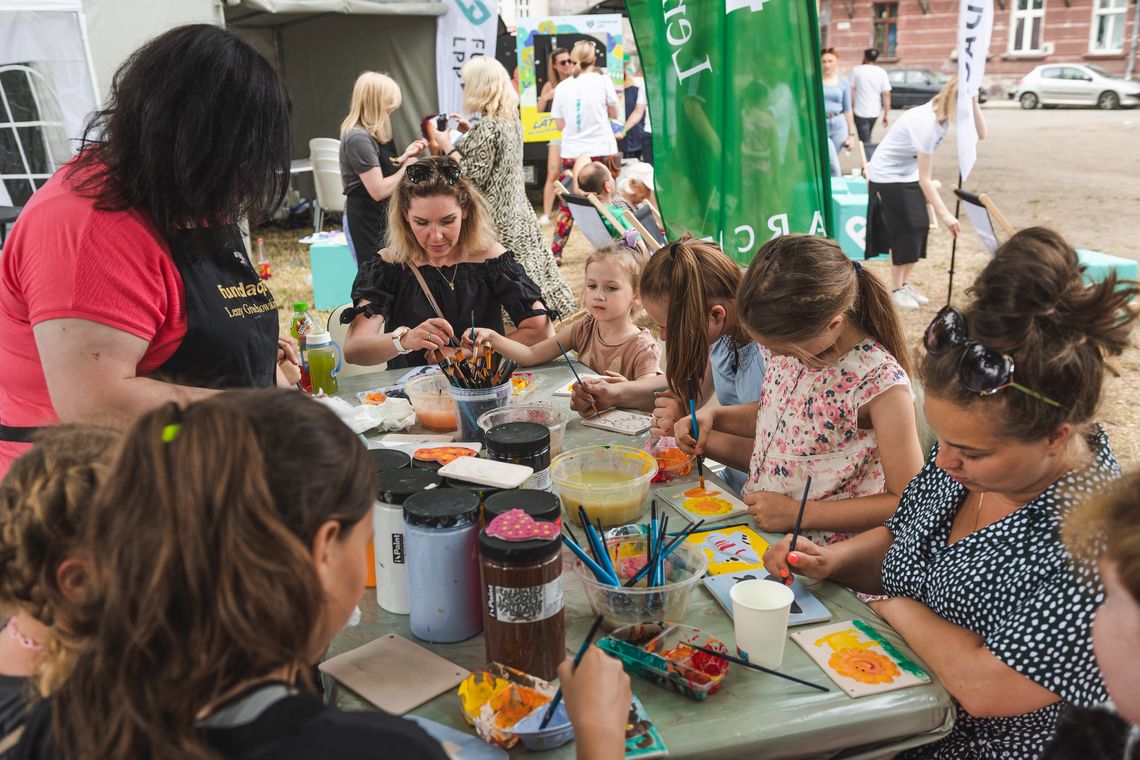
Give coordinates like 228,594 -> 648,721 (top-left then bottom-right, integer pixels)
262,101 -> 1140,464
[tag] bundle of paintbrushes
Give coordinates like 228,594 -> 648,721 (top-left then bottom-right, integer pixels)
432,341 -> 518,391
623,505 -> 706,589
559,508 -> 620,587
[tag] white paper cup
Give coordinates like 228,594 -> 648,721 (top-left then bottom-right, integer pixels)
731,579 -> 795,668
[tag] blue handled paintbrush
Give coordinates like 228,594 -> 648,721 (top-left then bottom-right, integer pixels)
539,615 -> 606,729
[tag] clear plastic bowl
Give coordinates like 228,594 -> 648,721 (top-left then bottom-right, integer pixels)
405,373 -> 457,432
573,536 -> 708,631
478,404 -> 569,457
551,445 -> 658,528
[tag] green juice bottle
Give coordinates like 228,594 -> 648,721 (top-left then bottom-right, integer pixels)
304,330 -> 341,396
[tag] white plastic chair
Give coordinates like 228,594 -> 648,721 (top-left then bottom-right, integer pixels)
328,303 -> 382,378
309,138 -> 345,233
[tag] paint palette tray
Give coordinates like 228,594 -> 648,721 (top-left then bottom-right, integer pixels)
456,663 -> 570,750
598,622 -> 730,701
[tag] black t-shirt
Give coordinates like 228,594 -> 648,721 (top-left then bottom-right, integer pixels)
13,685 -> 450,760
0,672 -> 31,756
340,126 -> 400,259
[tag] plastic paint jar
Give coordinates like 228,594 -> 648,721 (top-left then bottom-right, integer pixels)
444,477 -> 511,522
478,530 -> 564,680
485,422 -> 552,492
404,489 -> 483,643
374,469 -> 442,614
368,449 -> 410,474
483,489 -> 562,525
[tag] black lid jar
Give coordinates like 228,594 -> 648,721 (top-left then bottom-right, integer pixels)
377,469 -> 442,505
478,529 -> 564,681
485,422 -> 551,492
369,449 -> 410,474
403,488 -> 480,530
484,489 -> 562,524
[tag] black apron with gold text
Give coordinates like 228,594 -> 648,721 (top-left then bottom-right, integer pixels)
152,226 -> 278,389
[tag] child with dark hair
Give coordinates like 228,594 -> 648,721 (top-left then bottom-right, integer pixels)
765,227 -> 1138,758
12,390 -> 631,759
679,234 -> 922,538
0,426 -> 120,750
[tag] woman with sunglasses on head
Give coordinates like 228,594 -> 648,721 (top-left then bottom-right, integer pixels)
764,227 -> 1138,758
430,57 -> 576,319
339,72 -> 427,262
10,390 -> 633,760
341,155 -> 555,369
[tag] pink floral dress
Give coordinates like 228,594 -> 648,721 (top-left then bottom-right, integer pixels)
741,339 -> 910,547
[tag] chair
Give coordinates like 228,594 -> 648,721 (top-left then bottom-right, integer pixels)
633,203 -> 666,247
327,303 -> 382,378
556,186 -> 659,255
309,138 -> 345,234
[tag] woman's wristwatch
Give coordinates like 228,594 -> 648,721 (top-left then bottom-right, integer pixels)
391,326 -> 413,355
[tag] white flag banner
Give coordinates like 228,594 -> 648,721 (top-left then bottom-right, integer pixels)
435,0 -> 500,116
956,0 -> 993,181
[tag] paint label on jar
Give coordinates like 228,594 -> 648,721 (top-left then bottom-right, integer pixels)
391,533 -> 405,564
486,577 -> 563,623
522,467 -> 553,492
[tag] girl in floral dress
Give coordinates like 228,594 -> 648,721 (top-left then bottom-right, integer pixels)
677,235 -> 923,546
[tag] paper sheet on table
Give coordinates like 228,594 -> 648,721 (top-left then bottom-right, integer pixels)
319,633 -> 469,715
315,396 -> 415,434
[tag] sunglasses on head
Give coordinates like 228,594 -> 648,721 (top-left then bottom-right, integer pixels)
923,306 -> 1064,408
405,161 -> 461,186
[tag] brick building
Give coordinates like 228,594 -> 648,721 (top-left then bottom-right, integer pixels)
820,0 -> 1137,90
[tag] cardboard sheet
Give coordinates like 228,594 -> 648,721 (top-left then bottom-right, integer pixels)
319,633 -> 469,715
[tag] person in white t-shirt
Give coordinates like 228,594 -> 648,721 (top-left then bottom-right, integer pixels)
866,76 -> 986,310
851,48 -> 892,147
549,39 -> 619,262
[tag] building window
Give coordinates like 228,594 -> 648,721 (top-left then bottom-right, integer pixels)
1009,0 -> 1046,53
0,65 -> 67,207
873,3 -> 899,58
1090,0 -> 1127,52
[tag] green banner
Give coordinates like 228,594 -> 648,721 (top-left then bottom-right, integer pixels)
627,0 -> 832,264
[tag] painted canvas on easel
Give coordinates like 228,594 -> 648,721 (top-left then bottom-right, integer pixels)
656,482 -> 749,523
791,619 -> 931,698
679,523 -> 768,575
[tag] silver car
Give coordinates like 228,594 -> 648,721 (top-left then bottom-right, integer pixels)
1013,63 -> 1140,110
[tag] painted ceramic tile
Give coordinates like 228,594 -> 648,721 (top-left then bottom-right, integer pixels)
553,374 -> 603,397
657,483 -> 750,524
703,572 -> 832,627
791,619 -> 931,698
624,695 -> 668,758
580,410 -> 653,435
680,523 -> 769,575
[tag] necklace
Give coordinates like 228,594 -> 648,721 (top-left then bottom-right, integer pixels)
433,264 -> 458,291
973,492 -> 987,532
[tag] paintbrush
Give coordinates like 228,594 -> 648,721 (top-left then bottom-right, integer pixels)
540,615 -> 606,729
561,534 -> 614,585
688,644 -> 829,693
555,338 -> 600,418
687,381 -> 705,491
785,475 -> 813,585
625,518 -> 705,587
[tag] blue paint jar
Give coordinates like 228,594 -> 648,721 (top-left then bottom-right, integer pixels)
404,488 -> 483,643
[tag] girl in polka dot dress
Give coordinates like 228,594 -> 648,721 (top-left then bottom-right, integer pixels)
677,235 -> 924,546
765,227 -> 1137,758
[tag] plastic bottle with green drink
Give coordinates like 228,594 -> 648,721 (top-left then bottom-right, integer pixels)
305,330 -> 342,396
289,302 -> 316,391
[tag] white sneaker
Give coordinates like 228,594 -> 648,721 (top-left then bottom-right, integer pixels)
892,288 -> 919,311
537,214 -> 551,226
903,283 -> 930,305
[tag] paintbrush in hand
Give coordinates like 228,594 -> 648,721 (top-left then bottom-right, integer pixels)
785,475 -> 813,585
555,338 -> 600,418
688,396 -> 705,490
539,615 -> 606,729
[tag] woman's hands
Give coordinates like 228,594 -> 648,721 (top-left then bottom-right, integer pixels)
938,209 -> 961,238
650,391 -> 685,438
461,327 -> 501,351
762,534 -> 834,584
401,318 -> 456,352
277,336 -> 302,387
561,647 -> 631,760
400,139 -> 428,164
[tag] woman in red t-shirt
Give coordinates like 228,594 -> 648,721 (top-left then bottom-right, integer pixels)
0,25 -> 298,474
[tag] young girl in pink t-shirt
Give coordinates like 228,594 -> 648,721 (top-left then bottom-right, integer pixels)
465,242 -> 662,413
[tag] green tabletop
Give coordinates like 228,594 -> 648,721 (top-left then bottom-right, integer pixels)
330,362 -> 955,759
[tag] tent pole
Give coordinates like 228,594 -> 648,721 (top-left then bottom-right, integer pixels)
946,172 -> 962,306
76,9 -> 101,110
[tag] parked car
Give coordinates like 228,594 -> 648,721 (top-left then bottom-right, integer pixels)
1012,63 -> 1140,110
885,69 -> 988,108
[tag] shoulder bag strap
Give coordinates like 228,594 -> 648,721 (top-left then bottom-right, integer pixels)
405,262 -> 447,321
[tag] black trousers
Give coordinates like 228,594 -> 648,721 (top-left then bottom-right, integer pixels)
854,115 -> 877,146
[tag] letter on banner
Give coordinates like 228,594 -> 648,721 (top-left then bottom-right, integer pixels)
956,0 -> 993,180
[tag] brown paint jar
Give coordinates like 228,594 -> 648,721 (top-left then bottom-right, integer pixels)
478,530 -> 564,681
